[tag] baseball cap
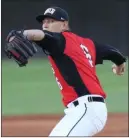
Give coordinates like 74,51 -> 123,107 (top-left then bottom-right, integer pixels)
36,7 -> 69,23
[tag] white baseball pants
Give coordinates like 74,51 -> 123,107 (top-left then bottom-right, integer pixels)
49,95 -> 107,137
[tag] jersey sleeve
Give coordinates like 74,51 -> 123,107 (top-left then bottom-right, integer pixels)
94,41 -> 126,65
35,31 -> 66,56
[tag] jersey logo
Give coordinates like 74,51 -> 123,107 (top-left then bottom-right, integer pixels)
51,65 -> 63,90
80,44 -> 94,67
44,8 -> 56,15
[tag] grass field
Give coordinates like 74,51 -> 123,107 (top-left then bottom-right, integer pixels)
2,58 -> 128,115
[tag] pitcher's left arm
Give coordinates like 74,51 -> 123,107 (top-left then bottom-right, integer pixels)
94,42 -> 127,75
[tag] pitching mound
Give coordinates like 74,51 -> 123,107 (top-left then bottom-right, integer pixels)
2,113 -> 128,136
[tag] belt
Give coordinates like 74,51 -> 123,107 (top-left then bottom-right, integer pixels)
73,96 -> 105,107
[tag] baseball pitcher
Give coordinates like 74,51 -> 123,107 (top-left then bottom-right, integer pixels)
5,7 -> 126,136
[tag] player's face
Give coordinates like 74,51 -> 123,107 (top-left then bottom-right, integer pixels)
42,17 -> 65,32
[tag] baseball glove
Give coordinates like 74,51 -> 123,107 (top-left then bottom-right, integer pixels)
5,30 -> 37,67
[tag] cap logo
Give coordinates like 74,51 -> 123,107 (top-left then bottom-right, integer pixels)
61,17 -> 65,20
44,8 -> 56,15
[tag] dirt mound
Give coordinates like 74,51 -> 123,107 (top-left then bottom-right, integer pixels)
2,113 -> 128,136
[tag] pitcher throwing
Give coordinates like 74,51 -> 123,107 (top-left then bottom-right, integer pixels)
5,7 -> 126,136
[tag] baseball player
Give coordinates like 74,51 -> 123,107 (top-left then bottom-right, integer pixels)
5,7 -> 126,136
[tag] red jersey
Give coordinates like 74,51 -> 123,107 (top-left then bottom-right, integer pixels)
47,32 -> 106,106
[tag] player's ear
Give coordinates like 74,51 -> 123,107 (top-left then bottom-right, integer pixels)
62,21 -> 68,30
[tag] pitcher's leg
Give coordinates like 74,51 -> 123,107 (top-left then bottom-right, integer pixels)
49,115 -> 85,136
68,118 -> 98,136
49,104 -> 87,136
67,103 -> 107,136
49,102 -> 107,137
68,113 -> 106,136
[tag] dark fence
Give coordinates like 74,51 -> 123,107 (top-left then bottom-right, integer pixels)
2,0 -> 129,57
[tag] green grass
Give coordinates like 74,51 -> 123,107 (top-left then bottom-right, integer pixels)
96,61 -> 128,112
2,58 -> 128,115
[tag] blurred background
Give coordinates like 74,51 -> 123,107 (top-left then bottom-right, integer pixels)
2,0 -> 128,115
